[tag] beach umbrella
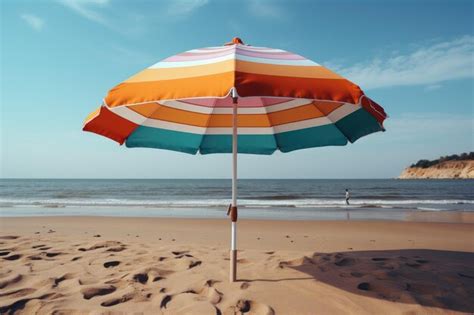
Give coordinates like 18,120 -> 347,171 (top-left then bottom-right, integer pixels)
83,37 -> 387,282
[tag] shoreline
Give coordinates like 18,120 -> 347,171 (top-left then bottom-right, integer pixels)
1,217 -> 473,314
1,207 -> 474,224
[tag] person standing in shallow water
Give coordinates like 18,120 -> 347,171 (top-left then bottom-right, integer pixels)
345,189 -> 350,205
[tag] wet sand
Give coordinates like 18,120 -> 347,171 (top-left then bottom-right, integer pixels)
0,216 -> 473,314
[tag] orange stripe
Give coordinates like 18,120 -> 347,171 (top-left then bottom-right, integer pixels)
235,72 -> 363,104
127,102 -> 344,128
105,71 -> 362,108
124,60 -> 341,83
236,61 -> 343,79
84,107 -> 100,124
105,72 -> 235,107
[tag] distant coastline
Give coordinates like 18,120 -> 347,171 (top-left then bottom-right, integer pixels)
399,153 -> 474,179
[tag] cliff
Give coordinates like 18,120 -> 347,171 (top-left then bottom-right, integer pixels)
399,160 -> 474,179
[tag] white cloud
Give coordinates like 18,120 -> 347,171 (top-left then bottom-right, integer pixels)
382,113 -> 473,143
331,36 -> 474,90
247,0 -> 282,18
58,0 -> 111,26
166,0 -> 209,17
20,14 -> 44,31
424,84 -> 442,91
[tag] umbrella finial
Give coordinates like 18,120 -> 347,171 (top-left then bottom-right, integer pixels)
225,37 -> 244,46
232,37 -> 243,44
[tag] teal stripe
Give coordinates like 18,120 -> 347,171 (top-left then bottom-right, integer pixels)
126,127 -> 202,154
125,108 -> 383,155
276,124 -> 346,152
335,108 -> 383,143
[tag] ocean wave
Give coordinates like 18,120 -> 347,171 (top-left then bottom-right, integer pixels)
1,197 -> 473,209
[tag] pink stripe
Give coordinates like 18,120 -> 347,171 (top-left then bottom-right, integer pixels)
163,49 -> 234,62
162,48 -> 305,62
236,48 -> 306,60
187,46 -> 235,54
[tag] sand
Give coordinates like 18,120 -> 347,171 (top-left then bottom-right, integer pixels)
0,216 -> 473,314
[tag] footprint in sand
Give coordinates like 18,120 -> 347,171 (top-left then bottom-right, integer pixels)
0,293 -> 58,314
79,241 -> 125,252
334,257 -> 356,267
350,271 -> 365,278
45,252 -> 62,258
153,276 -> 165,282
0,274 -> 22,289
132,273 -> 149,284
357,282 -> 371,291
0,236 -> 19,240
53,274 -> 73,288
160,295 -> 172,308
405,262 -> 422,268
161,281 -> 224,314
3,254 -> 21,261
240,282 -> 250,290
81,285 -> 116,300
103,261 -> 121,268
101,293 -> 134,307
189,260 -> 202,269
226,299 -> 275,315
0,288 -> 36,299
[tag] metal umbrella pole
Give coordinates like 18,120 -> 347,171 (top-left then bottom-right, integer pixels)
229,88 -> 238,282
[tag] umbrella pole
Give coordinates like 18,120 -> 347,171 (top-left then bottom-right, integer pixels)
230,89 -> 238,282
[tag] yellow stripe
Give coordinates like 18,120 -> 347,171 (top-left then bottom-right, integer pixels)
124,60 -> 342,83
126,102 -> 343,128
125,60 -> 235,82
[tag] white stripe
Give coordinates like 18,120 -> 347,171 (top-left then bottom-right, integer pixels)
110,104 -> 361,135
161,98 -> 313,114
236,46 -> 286,53
327,103 -> 360,122
149,52 -> 317,69
149,53 -> 236,68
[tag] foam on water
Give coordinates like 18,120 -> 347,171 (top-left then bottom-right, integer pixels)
1,179 -> 473,216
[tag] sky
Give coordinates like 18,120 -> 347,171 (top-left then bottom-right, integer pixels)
1,0 -> 473,179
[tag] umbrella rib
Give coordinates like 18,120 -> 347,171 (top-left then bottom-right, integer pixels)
310,101 -> 351,144
123,102 -> 165,146
198,97 -> 220,154
260,98 -> 279,152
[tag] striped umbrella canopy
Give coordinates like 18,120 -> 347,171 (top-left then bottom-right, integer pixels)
83,37 -> 387,281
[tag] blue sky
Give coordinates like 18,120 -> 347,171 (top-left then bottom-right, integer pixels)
1,0 -> 473,179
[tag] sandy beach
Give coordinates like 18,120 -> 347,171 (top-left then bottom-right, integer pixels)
0,216 -> 473,314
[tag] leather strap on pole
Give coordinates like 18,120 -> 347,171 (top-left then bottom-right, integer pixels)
227,204 -> 238,222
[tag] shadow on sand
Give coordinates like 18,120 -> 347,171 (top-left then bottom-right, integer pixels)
275,249 -> 474,313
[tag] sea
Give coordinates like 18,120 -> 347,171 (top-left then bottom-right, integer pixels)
0,179 -> 473,221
